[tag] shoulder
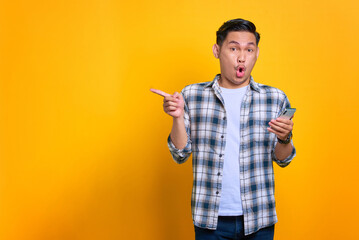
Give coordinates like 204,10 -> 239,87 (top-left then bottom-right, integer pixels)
255,83 -> 288,100
252,82 -> 292,109
181,81 -> 212,97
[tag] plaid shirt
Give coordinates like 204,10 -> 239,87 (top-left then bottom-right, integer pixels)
167,74 -> 296,235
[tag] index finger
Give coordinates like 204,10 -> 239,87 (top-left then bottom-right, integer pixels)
150,88 -> 171,97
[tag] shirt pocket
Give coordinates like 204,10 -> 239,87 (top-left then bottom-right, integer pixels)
254,114 -> 275,147
264,120 -> 278,148
193,136 -> 218,153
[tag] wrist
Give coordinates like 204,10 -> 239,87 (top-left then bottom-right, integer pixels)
277,132 -> 292,144
173,114 -> 184,122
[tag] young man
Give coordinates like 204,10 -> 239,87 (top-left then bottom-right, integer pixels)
151,18 -> 296,240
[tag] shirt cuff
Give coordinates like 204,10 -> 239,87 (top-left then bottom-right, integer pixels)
167,135 -> 192,158
272,140 -> 296,167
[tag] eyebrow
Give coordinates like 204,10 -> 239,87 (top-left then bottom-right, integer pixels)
228,41 -> 256,46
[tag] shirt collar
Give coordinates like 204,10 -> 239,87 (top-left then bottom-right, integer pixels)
204,74 -> 261,93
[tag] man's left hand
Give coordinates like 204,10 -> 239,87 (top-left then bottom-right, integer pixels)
267,117 -> 294,141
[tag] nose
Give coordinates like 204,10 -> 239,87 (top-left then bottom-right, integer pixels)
238,51 -> 245,63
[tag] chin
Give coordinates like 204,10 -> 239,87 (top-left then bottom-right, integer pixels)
233,77 -> 248,85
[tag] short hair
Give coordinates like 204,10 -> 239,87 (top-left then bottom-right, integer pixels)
216,18 -> 260,46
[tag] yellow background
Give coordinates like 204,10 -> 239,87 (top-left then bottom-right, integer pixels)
1,0 -> 358,239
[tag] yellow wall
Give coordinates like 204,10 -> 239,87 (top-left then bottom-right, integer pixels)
0,0 -> 358,239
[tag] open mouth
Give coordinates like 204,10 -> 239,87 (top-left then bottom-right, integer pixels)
236,66 -> 245,77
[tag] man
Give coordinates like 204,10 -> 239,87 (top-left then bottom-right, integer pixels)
151,18 -> 296,240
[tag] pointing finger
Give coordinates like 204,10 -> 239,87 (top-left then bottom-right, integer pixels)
150,88 -> 171,97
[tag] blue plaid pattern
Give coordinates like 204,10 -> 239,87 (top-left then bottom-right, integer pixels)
167,74 -> 296,235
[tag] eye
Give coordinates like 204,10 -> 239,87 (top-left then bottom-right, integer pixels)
230,47 -> 236,51
247,49 -> 254,52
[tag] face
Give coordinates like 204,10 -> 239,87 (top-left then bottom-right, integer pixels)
213,31 -> 259,89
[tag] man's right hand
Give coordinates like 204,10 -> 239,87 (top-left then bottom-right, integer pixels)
150,88 -> 185,118
150,88 -> 188,150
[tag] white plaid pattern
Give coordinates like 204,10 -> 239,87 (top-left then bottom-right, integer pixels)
167,75 -> 296,235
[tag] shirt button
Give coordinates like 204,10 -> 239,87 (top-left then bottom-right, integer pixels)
219,154 -> 223,157
221,135 -> 224,138
223,117 -> 226,120
216,191 -> 219,194
217,172 -> 221,176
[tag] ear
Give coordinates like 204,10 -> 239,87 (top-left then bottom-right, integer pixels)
256,47 -> 260,58
212,44 -> 220,59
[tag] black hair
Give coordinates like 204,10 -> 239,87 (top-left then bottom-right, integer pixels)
216,18 -> 260,46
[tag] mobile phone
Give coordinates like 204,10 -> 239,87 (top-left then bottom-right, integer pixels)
279,108 -> 296,119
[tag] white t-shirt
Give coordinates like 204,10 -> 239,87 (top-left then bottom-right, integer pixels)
218,85 -> 248,216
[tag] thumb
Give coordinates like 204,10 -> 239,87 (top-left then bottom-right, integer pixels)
173,92 -> 182,101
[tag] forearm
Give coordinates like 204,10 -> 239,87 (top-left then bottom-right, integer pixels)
170,116 -> 188,150
274,142 -> 293,161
